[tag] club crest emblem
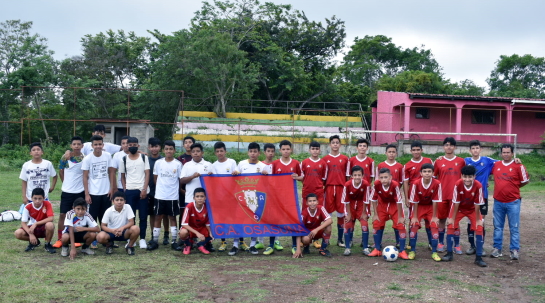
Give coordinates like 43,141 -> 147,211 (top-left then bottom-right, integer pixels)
234,177 -> 266,222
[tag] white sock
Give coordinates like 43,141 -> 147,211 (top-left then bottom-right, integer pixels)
250,238 -> 257,247
153,228 -> 161,242
170,226 -> 177,243
258,237 -> 264,243
233,239 -> 239,248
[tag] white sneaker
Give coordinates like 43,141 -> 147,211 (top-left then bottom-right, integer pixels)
61,246 -> 69,257
81,247 -> 95,255
139,239 -> 147,249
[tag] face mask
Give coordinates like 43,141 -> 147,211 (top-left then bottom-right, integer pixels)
129,146 -> 138,154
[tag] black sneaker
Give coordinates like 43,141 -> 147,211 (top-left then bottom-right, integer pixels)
249,246 -> 259,255
171,242 -> 182,251
205,242 -> 215,253
44,243 -> 56,254
163,238 -> 170,245
24,242 -> 38,252
105,245 -> 114,254
126,246 -> 135,255
319,248 -> 332,257
228,246 -> 239,256
303,245 -> 311,255
475,257 -> 488,267
442,252 -> 454,261
147,240 -> 159,251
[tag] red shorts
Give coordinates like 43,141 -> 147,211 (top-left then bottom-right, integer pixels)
183,226 -> 210,239
308,229 -> 325,240
448,206 -> 482,230
19,225 -> 47,238
373,202 -> 405,230
325,185 -> 344,214
410,204 -> 433,224
437,199 -> 451,219
303,189 -> 324,208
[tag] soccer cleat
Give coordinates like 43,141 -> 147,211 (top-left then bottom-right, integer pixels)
181,245 -> 190,255
313,240 -> 321,249
291,246 -> 297,255
249,246 -> 259,255
274,240 -> 284,251
147,240 -> 159,251
44,243 -> 56,254
319,248 -> 332,257
171,242 -> 182,251
126,246 -> 135,256
263,247 -> 274,255
337,239 -> 345,247
91,240 -> 98,249
61,246 -> 69,257
254,242 -> 265,249
362,248 -> 371,256
24,241 -> 39,252
218,241 -> 228,252
398,250 -> 409,260
303,245 -> 310,255
139,239 -> 147,249
510,250 -> 519,260
198,246 -> 210,255
466,246 -> 476,255
205,242 -> 215,253
442,252 -> 454,261
408,251 -> 416,260
406,244 -> 412,251
490,248 -> 502,258
81,247 -> 95,255
437,243 -> 445,252
162,237 -> 169,245
368,248 -> 382,257
240,241 -> 250,251
431,252 -> 442,262
475,258 -> 488,267
454,246 -> 463,255
428,244 -> 432,251
52,240 -> 62,248
343,248 -> 351,256
228,246 -> 239,256
105,245 -> 114,254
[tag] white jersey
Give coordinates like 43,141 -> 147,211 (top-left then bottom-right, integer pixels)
19,159 -> 57,201
238,160 -> 267,174
62,209 -> 98,233
153,158 -> 183,200
111,151 -> 129,189
59,154 -> 85,194
81,152 -> 114,195
180,159 -> 212,203
212,158 -> 238,174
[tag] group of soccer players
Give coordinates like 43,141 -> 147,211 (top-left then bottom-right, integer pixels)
15,124 -> 529,266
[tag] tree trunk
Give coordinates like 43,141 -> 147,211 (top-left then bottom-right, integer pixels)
33,95 -> 50,143
295,91 -> 325,115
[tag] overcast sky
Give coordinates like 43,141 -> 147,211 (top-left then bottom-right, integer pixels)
3,0 -> 544,88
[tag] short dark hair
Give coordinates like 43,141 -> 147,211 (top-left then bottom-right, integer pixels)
379,168 -> 391,175
90,135 -> 103,143
29,142 -> 43,152
93,125 -> 106,133
279,140 -> 292,149
410,141 -> 423,149
356,138 -> 370,147
461,165 -> 476,176
263,143 -> 275,151
469,140 -> 481,148
112,191 -> 125,200
309,141 -> 320,149
214,141 -> 226,151
248,142 -> 260,151
385,144 -> 397,152
148,137 -> 161,146
31,188 -> 45,198
121,135 -> 130,142
73,197 -> 87,209
194,187 -> 206,196
351,165 -> 363,175
127,137 -> 138,144
329,135 -> 341,143
306,193 -> 318,200
421,163 -> 434,171
443,137 -> 456,146
190,143 -> 203,152
70,136 -> 83,144
501,143 -> 514,153
183,136 -> 195,144
164,140 -> 175,148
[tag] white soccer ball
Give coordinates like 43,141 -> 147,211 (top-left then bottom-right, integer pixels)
0,211 -> 22,222
382,245 -> 399,262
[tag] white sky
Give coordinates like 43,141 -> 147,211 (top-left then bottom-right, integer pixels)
3,0 -> 544,88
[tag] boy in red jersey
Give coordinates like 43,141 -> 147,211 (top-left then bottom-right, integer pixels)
408,163 -> 442,261
14,188 -> 56,253
368,168 -> 408,259
293,193 -> 333,258
322,135 -> 350,247
348,138 -> 374,185
342,165 -> 370,256
301,141 -> 327,205
433,137 -> 465,252
178,188 -> 213,255
442,165 -> 487,267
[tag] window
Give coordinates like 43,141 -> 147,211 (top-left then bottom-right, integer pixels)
471,110 -> 495,124
536,112 -> 545,119
415,108 -> 430,119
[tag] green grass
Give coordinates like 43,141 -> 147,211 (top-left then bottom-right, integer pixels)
525,284 -> 545,302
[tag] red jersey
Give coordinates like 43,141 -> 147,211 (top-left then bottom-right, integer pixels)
348,155 -> 375,184
181,202 -> 210,229
342,179 -> 370,208
322,153 -> 349,186
409,178 -> 442,206
377,161 -> 404,183
272,158 -> 302,175
301,205 -> 330,230
301,158 -> 327,194
22,200 -> 54,226
370,180 -> 402,204
492,160 -> 529,202
433,156 -> 465,200
452,179 -> 484,211
404,157 -> 433,185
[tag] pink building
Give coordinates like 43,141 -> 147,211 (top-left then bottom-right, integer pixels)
371,91 -> 545,145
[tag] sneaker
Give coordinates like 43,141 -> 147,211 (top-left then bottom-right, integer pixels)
454,246 -> 463,255
362,248 -> 371,256
263,247 -> 274,255
44,243 -> 56,254
91,240 -> 98,249
368,248 -> 382,257
398,250 -> 409,260
240,241 -> 250,251
254,242 -> 265,249
490,248 -> 502,258
249,246 -> 259,255
274,240 -> 284,251
431,252 -> 442,262
408,251 -> 416,260
475,258 -> 488,267
303,245 -> 310,255
291,246 -> 297,255
319,248 -> 332,257
510,250 -> 519,260
147,240 -> 159,251
24,242 -> 38,252
437,243 -> 445,252
105,245 -> 114,254
139,239 -> 147,249
466,246 -> 476,255
162,237 -> 169,245
343,248 -> 351,256
183,245 -> 191,255
52,240 -> 63,248
81,247 -> 95,255
198,246 -> 210,255
406,244 -> 412,251
218,241 -> 228,252
442,252 -> 454,261
313,240 -> 321,249
171,242 -> 182,251
61,246 -> 69,257
126,246 -> 135,255
75,243 -> 82,247
205,242 -> 215,253
228,246 -> 239,256
337,239 -> 345,247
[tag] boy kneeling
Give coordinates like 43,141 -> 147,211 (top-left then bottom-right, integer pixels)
61,197 -> 100,259
293,193 -> 333,258
178,188 -> 213,255
14,188 -> 56,253
96,192 -> 140,255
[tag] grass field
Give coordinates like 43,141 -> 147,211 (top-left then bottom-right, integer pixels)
1,151 -> 545,302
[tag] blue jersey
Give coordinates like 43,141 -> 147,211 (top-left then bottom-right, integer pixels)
464,156 -> 498,198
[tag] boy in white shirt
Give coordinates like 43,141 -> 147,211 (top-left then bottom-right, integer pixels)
20,142 -> 57,205
60,198 -> 100,260
111,135 -> 130,192
81,125 -> 122,155
180,143 -> 212,205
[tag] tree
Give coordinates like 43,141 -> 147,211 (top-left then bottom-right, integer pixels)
376,70 -> 447,94
447,79 -> 485,96
487,54 -> 545,98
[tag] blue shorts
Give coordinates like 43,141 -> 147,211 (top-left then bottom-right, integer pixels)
106,229 -> 129,242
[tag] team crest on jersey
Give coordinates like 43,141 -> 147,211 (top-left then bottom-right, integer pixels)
42,207 -> 47,214
203,165 -> 208,172
509,168 -> 512,172
235,177 -> 267,222
307,165 -> 311,167
455,163 -> 458,166
226,168 -> 230,172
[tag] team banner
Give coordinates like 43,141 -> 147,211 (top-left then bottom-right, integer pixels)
200,173 -> 309,238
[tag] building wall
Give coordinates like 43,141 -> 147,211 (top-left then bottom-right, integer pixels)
512,109 -> 545,144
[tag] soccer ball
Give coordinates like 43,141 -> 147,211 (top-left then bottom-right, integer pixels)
382,245 -> 399,262
0,210 -> 21,222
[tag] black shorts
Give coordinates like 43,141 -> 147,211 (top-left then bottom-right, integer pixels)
65,231 -> 89,243
60,191 -> 85,214
480,198 -> 488,216
154,199 -> 180,217
106,229 -> 129,242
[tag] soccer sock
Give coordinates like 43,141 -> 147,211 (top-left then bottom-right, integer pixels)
57,230 -> 62,240
361,221 -> 369,249
430,222 -> 439,253
398,226 -> 407,253
197,237 -> 211,247
337,223 -> 344,242
153,228 -> 161,242
258,237 -> 264,243
164,231 -> 169,238
454,229 -> 460,247
373,229 -> 384,250
467,223 -> 475,248
233,238 -> 240,248
321,232 -> 330,250
409,225 -> 419,252
394,228 -> 400,245
291,236 -> 297,248
425,228 -> 432,246
476,234 -> 484,257
438,227 -> 445,245
170,226 -> 177,243
250,238 -> 257,247
239,237 -> 244,243
221,238 -> 226,242
269,237 -> 275,248
183,238 -> 191,246
344,228 -> 353,249
446,233 -> 454,252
